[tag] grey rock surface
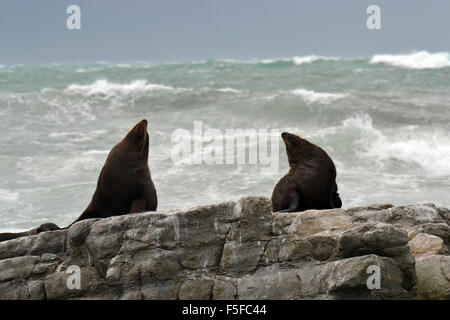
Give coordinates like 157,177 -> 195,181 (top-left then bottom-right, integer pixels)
0,197 -> 448,300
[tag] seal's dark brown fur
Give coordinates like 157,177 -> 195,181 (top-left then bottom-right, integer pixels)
72,119 -> 157,223
271,132 -> 342,212
0,119 -> 157,242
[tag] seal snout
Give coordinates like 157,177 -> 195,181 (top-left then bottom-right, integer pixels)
281,132 -> 294,143
281,132 -> 294,139
282,132 -> 305,145
136,119 -> 148,133
137,119 -> 148,130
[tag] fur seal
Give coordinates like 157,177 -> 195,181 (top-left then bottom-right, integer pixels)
71,119 -> 157,224
0,119 -> 157,242
271,132 -> 342,213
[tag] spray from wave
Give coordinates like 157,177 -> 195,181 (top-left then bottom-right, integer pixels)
338,113 -> 450,177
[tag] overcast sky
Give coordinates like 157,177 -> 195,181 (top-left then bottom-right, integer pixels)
1,0 -> 449,64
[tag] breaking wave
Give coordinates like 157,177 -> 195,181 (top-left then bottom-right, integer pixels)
65,80 -> 183,97
370,51 -> 450,69
289,88 -> 350,104
340,113 -> 450,177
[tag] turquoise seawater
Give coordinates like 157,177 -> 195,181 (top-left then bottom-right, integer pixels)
1,52 -> 450,231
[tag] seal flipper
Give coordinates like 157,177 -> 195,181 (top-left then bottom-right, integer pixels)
0,230 -> 32,242
129,198 -> 146,213
330,182 -> 342,208
332,192 -> 342,208
276,192 -> 300,213
0,223 -> 60,243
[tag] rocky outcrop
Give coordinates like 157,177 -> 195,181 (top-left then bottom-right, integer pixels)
0,197 -> 448,300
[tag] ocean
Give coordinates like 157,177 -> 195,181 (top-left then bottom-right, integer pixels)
1,51 -> 449,231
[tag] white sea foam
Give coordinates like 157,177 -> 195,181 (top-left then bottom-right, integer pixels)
370,51 -> 450,69
65,79 -> 183,96
111,63 -> 132,68
82,150 -> 110,155
0,189 -> 19,202
16,153 -> 101,183
261,55 -> 339,65
216,87 -> 242,93
292,55 -> 339,65
222,55 -> 339,65
342,113 -> 376,130
75,68 -> 104,73
289,88 -> 349,104
340,113 -> 450,177
366,132 -> 450,177
48,130 -> 106,142
259,58 -> 282,64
